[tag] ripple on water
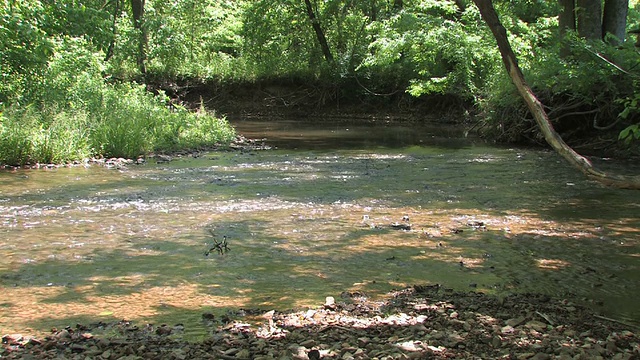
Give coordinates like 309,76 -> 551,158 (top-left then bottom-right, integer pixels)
0,146 -> 639,338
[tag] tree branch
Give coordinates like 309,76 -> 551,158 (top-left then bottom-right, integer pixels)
472,0 -> 640,189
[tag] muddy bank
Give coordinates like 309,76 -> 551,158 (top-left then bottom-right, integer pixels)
152,79 -> 638,158
151,79 -> 471,124
2,286 -> 639,359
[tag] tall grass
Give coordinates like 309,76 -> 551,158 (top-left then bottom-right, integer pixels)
0,107 -> 92,166
0,37 -> 236,166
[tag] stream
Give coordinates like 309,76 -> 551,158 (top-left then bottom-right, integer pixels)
1,118 -> 639,340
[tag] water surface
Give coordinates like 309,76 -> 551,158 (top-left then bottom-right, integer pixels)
1,118 -> 639,339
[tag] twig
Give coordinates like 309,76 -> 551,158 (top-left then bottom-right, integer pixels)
535,311 -> 555,325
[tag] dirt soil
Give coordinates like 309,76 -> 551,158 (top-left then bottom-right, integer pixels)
2,286 -> 638,360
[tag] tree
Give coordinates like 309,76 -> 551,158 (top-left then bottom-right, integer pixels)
472,0 -> 640,189
558,0 -> 576,34
577,0 -> 602,40
602,0 -> 629,44
104,0 -> 121,61
131,0 -> 147,74
559,0 -> 629,44
304,0 -> 334,63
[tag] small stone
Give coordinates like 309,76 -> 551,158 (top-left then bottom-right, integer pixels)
171,349 -> 186,360
308,349 -> 321,360
517,353 -> 535,360
525,320 -> 547,332
463,321 -> 473,331
300,339 -> 316,348
357,337 -> 370,347
506,317 -> 526,327
341,351 -> 354,360
501,325 -> 515,334
530,353 -> 550,360
236,349 -> 251,358
324,296 -> 336,310
55,329 -> 71,340
224,348 -> 240,356
492,336 -> 502,348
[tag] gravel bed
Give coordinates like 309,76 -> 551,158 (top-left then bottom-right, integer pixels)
2,286 -> 639,359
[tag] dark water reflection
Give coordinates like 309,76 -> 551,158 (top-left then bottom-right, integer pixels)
0,118 -> 639,339
231,117 -> 470,150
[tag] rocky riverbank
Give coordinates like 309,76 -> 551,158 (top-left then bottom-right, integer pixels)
2,286 -> 639,359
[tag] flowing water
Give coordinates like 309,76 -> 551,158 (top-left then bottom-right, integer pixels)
1,118 -> 639,340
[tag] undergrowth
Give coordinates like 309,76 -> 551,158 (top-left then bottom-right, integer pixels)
0,37 -> 235,166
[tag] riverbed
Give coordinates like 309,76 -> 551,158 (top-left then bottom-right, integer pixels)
1,118 -> 639,339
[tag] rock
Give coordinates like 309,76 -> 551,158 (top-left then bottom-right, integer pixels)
492,336 -> 502,348
171,349 -> 187,360
308,349 -> 321,360
2,286 -> 640,360
324,296 -> 336,310
236,348 -> 251,358
506,317 -> 526,327
501,325 -> 515,334
525,320 -> 547,332
300,339 -> 315,348
530,353 -> 550,360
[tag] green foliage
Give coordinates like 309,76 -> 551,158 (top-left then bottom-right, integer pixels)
0,23 -> 235,165
4,0 -> 640,160
0,107 -> 92,165
617,82 -> 640,144
473,3 -> 640,145
619,124 -> 640,143
90,86 -> 235,158
360,2 -> 500,100
139,0 -> 246,79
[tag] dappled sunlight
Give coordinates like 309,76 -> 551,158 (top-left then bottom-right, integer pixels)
1,145 -> 640,337
1,282 -> 254,335
535,259 -> 571,270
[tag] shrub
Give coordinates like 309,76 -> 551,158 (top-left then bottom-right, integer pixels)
0,36 -> 236,166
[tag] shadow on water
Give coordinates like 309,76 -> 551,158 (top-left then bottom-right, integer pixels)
1,118 -> 639,338
230,117 -> 470,150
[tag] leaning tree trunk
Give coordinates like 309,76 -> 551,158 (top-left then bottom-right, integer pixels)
304,0 -> 334,64
472,0 -> 640,189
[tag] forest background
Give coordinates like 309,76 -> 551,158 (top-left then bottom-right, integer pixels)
2,0 -> 640,166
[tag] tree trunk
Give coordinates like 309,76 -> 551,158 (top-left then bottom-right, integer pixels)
104,0 -> 120,61
453,0 -> 467,13
576,0 -> 602,40
304,0 -> 334,64
558,0 -> 576,57
558,0 -> 576,34
131,0 -> 147,74
472,0 -> 640,189
602,0 -> 629,44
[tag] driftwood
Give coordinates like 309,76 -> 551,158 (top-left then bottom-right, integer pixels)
472,0 -> 640,189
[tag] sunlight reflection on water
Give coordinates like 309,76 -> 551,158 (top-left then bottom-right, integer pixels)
1,120 -> 639,338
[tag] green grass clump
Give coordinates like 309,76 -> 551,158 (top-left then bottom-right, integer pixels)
0,107 -> 92,166
0,37 -> 236,166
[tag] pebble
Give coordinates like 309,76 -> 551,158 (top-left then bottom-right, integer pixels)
3,288 -> 639,360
